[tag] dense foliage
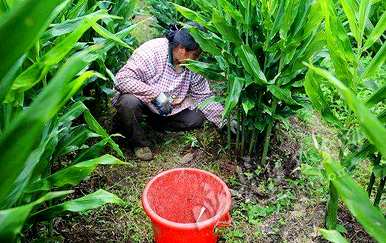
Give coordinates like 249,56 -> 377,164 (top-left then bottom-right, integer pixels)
0,0 -> 139,241
174,0 -> 324,165
172,0 -> 385,241
304,0 -> 386,241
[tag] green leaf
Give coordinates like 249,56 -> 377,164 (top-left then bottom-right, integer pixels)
319,229 -> 349,243
5,11 -> 114,103
304,70 -> 340,126
0,49 -> 100,203
0,0 -> 62,80
187,27 -> 223,56
268,0 -> 286,42
358,0 -> 370,47
363,41 -> 386,79
223,76 -> 243,118
26,155 -> 126,193
181,60 -> 224,81
342,142 -> 375,169
338,0 -> 360,43
242,99 -> 255,116
366,83 -> 386,107
84,110 -> 125,160
280,0 -> 302,39
90,22 -> 131,49
31,189 -> 125,221
55,125 -> 99,157
0,191 -> 71,242
0,55 -> 25,104
73,137 -> 112,163
173,3 -> 212,31
212,10 -> 242,45
321,0 -> 355,86
322,155 -> 386,242
217,0 -> 243,23
267,85 -> 299,106
363,11 -> 386,50
235,45 -> 267,85
305,63 -> 386,159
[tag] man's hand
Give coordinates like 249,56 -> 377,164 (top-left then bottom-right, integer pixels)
152,92 -> 173,116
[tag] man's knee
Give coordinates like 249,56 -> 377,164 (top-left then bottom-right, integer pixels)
117,94 -> 142,112
184,111 -> 205,129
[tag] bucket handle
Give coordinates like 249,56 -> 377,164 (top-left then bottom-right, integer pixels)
215,212 -> 232,228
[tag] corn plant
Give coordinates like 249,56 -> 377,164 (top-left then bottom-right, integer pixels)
174,0 -> 324,165
146,0 -> 197,30
304,0 -> 386,241
0,0 -> 139,241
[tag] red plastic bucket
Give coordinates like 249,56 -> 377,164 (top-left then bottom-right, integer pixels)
142,168 -> 232,243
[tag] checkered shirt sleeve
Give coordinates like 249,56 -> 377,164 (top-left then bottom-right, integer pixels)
189,75 -> 224,128
115,50 -> 160,104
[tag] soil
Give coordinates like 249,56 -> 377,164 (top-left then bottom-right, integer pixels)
24,109 -> 378,243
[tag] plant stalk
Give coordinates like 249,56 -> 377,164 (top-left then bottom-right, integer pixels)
326,182 -> 338,229
235,108 -> 241,156
248,128 -> 257,157
367,172 -> 376,197
241,112 -> 246,157
227,118 -> 231,151
260,100 -> 278,166
368,155 -> 381,197
374,176 -> 385,207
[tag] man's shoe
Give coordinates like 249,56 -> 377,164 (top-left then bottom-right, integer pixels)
134,147 -> 153,161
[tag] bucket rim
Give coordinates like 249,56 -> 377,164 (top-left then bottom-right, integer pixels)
142,167 -> 232,230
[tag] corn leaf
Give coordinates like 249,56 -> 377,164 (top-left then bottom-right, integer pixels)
182,60 -> 224,81
268,0 -> 286,42
173,4 -> 212,31
55,126 -> 100,157
0,55 -> 25,104
321,0 -> 355,86
0,49 -> 100,203
90,22 -> 131,49
217,0 -> 243,23
322,155 -> 386,242
366,83 -> 386,107
26,155 -> 125,193
363,11 -> 386,50
280,0 -> 301,39
235,45 -> 267,85
338,0 -> 360,43
186,27 -> 223,56
267,85 -> 299,106
223,76 -> 243,118
31,189 -> 125,221
0,0 -> 62,80
5,11 -> 118,103
363,41 -> 386,79
0,191 -> 71,242
305,63 -> 386,159
212,10 -> 242,45
319,229 -> 349,243
191,0 -> 215,13
304,70 -> 340,126
84,110 -> 125,159
358,0 -> 370,47
73,137 -> 112,163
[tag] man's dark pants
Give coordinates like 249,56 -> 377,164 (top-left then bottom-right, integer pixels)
113,94 -> 205,147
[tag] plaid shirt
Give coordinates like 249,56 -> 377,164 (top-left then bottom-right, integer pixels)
113,38 -> 224,127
